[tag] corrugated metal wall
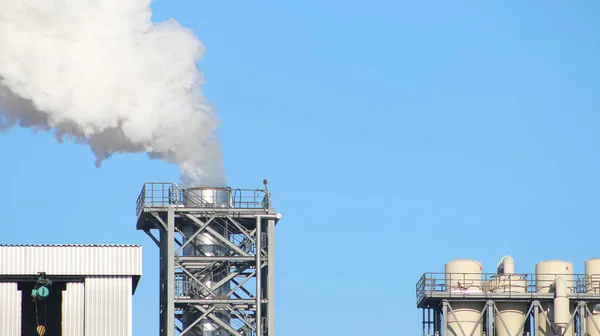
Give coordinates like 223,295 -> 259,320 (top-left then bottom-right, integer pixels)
0,246 -> 139,335
62,282 -> 84,336
85,277 -> 133,336
0,245 -> 142,276
0,282 -> 21,336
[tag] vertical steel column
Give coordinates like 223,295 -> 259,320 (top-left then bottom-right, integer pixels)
442,301 -> 448,336
423,308 -> 426,336
267,219 -> 276,336
487,301 -> 494,336
159,228 -> 166,336
580,301 -> 586,336
159,208 -> 175,336
434,306 -> 440,336
167,207 -> 175,336
534,302 -> 540,336
256,216 -> 263,336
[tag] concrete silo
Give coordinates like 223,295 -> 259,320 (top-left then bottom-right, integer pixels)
536,260 -> 575,336
445,259 -> 484,336
489,256 -> 528,336
416,256 -> 600,336
585,258 -> 600,336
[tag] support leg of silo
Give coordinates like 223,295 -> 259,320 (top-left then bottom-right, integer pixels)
586,303 -> 600,335
442,300 -> 448,336
267,218 -> 276,336
580,301 -> 587,336
487,301 -> 494,336
534,301 -> 540,336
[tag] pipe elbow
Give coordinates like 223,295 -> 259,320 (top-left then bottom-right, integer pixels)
497,256 -> 515,275
555,276 -> 568,298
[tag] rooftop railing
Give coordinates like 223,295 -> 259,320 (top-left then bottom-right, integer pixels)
136,182 -> 272,216
416,272 -> 600,305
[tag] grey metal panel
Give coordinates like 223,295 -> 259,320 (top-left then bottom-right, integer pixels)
0,282 -> 21,336
0,245 -> 142,276
62,282 -> 84,336
85,276 -> 133,336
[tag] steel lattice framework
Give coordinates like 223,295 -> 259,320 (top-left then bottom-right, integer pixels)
136,183 -> 281,336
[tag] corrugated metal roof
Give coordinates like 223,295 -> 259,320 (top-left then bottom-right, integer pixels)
0,245 -> 142,277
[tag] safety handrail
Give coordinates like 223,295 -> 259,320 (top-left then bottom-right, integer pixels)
416,272 -> 600,304
136,182 -> 272,216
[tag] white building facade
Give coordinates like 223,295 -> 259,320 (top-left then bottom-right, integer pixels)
0,244 -> 142,336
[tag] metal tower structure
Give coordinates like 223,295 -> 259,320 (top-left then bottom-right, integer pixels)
136,182 -> 281,336
416,257 -> 600,336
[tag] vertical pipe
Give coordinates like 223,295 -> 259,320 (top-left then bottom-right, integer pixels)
498,256 -> 515,275
256,216 -> 263,335
267,219 -> 276,336
167,206 -> 175,336
182,189 -> 231,335
554,276 -> 570,332
442,301 -> 448,336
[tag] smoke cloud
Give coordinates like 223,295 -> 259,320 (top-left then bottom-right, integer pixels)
0,0 -> 226,187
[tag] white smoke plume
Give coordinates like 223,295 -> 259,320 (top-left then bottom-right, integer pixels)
0,0 -> 226,187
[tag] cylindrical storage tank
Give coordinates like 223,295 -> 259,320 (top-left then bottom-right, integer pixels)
184,187 -> 232,208
489,275 -> 528,336
536,260 -> 574,294
585,258 -> 600,336
536,260 -> 575,336
445,259 -> 484,336
446,259 -> 483,291
181,187 -> 232,258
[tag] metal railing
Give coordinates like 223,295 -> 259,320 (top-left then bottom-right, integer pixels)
136,182 -> 272,216
416,272 -> 600,304
175,273 -> 186,297
175,272 -> 236,298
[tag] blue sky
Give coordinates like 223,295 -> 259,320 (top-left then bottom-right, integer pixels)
2,1 -> 600,335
